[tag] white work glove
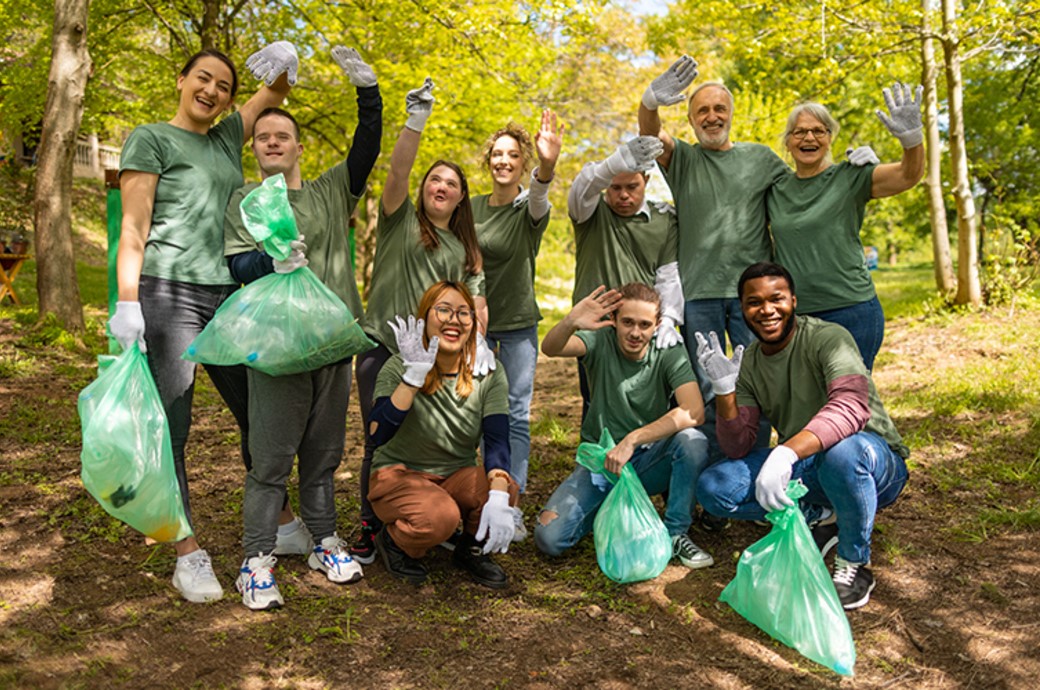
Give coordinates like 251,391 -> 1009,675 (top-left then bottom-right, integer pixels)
846,145 -> 880,166
246,41 -> 299,86
607,136 -> 664,174
755,445 -> 798,513
472,332 -> 497,376
642,55 -> 699,110
655,316 -> 682,349
876,82 -> 924,149
388,315 -> 438,387
404,77 -> 435,132
694,331 -> 744,395
476,489 -> 515,554
109,301 -> 146,353
331,46 -> 377,88
272,234 -> 308,274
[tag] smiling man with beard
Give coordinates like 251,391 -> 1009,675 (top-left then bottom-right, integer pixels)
535,282 -> 714,570
694,262 -> 910,610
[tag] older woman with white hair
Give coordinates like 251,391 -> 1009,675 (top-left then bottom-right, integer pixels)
767,83 -> 925,370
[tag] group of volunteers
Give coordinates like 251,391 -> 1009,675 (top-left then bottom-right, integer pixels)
107,43 -> 920,613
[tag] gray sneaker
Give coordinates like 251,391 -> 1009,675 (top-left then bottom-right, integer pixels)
273,517 -> 314,556
672,533 -> 714,569
511,506 -> 528,542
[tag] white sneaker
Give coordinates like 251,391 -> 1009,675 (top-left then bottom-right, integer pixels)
309,534 -> 364,584
236,553 -> 284,611
512,506 -> 528,542
172,549 -> 224,603
273,517 -> 314,556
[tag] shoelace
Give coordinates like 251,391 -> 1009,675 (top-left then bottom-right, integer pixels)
250,554 -> 277,586
832,557 -> 858,586
186,553 -> 217,583
673,534 -> 697,555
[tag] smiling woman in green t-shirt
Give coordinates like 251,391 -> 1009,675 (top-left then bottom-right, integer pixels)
107,44 -> 296,604
351,79 -> 489,564
767,83 -> 925,370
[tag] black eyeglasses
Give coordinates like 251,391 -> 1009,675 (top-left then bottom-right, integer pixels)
431,304 -> 474,324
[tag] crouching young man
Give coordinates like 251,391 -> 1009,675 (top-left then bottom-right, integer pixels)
534,282 -> 714,569
695,262 -> 909,609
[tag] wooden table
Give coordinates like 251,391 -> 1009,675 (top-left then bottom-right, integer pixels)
0,253 -> 31,305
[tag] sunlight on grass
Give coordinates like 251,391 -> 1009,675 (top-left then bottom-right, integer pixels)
872,263 -> 945,321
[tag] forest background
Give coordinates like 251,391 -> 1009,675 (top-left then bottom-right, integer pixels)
2,1 -> 1040,688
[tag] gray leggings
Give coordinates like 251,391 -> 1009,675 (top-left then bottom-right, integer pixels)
139,275 -> 250,527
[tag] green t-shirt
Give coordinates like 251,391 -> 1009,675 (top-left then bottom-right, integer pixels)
473,194 -> 548,332
223,161 -> 363,319
364,198 -> 485,351
371,355 -> 510,476
119,113 -> 244,285
576,327 -> 697,443
664,139 -> 788,300
736,316 -> 908,457
768,162 -> 877,313
571,200 -> 678,304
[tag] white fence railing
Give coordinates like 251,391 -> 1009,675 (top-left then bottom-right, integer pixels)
73,135 -> 121,179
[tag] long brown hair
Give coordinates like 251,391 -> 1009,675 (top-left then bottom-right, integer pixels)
416,280 -> 478,398
415,160 -> 483,274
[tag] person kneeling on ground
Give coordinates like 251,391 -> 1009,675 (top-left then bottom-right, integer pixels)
367,281 -> 517,588
535,282 -> 714,569
695,261 -> 909,610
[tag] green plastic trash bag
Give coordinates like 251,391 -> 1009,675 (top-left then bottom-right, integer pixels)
78,344 -> 192,543
576,429 -> 672,583
183,174 -> 376,376
239,173 -> 299,261
719,481 -> 856,676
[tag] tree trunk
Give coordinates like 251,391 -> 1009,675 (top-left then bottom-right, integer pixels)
921,0 -> 956,295
941,0 -> 981,306
200,0 -> 219,50
33,0 -> 90,331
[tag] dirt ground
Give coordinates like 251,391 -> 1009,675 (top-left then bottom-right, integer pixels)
1,313 -> 1039,689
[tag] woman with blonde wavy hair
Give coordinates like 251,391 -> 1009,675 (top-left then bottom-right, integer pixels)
365,281 -> 518,589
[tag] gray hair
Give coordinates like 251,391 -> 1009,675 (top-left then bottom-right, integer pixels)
783,102 -> 840,140
689,82 -> 734,109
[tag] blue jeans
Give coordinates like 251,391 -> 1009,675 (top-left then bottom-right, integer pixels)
486,326 -> 538,492
681,297 -> 769,458
808,296 -> 885,371
534,428 -> 710,556
139,276 -> 250,527
696,431 -> 909,564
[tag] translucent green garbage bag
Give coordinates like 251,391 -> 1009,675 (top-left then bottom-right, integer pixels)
719,481 -> 856,676
576,429 -> 672,583
183,174 -> 376,376
78,344 -> 192,543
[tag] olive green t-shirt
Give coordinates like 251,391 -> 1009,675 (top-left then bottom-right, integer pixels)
576,327 -> 697,443
119,113 -> 244,285
768,162 -> 877,313
364,198 -> 485,351
473,194 -> 548,332
371,355 -> 510,477
223,161 -> 363,319
736,316 -> 908,457
664,139 -> 788,300
571,199 -> 678,304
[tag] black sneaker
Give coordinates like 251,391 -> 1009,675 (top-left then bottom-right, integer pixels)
832,557 -> 875,609
438,528 -> 463,552
349,520 -> 378,565
812,521 -> 839,558
699,511 -> 730,533
375,528 -> 428,585
452,533 -> 508,589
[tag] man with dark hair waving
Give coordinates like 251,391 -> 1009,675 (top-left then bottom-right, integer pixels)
695,262 -> 909,610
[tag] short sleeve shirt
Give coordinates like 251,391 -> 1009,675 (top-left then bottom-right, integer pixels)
224,161 -> 363,319
473,194 -> 548,331
664,139 -> 788,300
736,315 -> 908,457
577,327 -> 697,443
767,162 -> 877,313
571,200 -> 678,304
119,113 -> 244,285
364,198 -> 485,351
372,355 -> 510,476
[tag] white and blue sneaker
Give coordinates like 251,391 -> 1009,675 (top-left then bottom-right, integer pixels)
309,534 -> 364,584
236,553 -> 284,611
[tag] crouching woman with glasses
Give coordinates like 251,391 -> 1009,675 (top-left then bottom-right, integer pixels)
366,281 -> 517,588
